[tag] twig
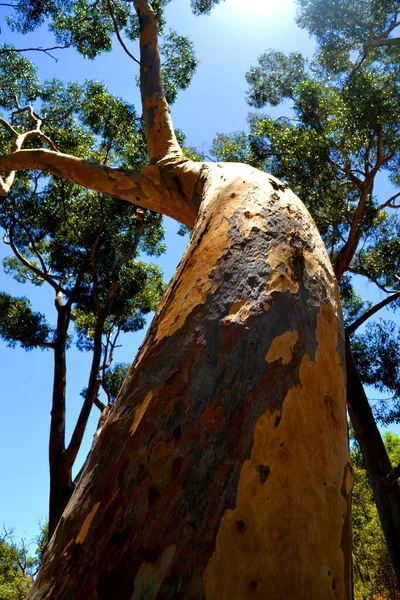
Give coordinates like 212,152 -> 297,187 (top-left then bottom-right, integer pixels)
0,44 -> 71,62
348,266 -> 396,294
346,289 -> 400,336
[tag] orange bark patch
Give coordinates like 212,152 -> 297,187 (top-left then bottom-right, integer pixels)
265,330 -> 298,365
130,391 -> 153,436
203,304 -> 350,599
75,502 -> 101,545
222,297 -> 252,325
239,212 -> 267,237
265,243 -> 300,295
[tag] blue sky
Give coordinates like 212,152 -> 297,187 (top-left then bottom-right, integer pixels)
0,0 -> 398,545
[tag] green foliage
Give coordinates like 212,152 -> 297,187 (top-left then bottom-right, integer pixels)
0,292 -> 52,349
190,0 -> 224,16
352,432 -> 400,599
102,362 -> 130,403
211,132 -> 258,166
160,31 -> 198,104
0,49 -> 39,110
246,51 -> 306,108
351,320 -> 400,424
0,532 -> 33,600
0,523 -> 49,600
353,214 -> 400,291
33,523 -> 48,568
297,0 -> 400,72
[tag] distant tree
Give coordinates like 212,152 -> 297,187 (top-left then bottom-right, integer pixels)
296,0 -> 400,68
0,530 -> 34,600
0,77 -> 166,537
352,431 -> 400,600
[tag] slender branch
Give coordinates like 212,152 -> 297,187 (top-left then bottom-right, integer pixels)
346,290 -> 400,336
23,339 -> 55,349
0,44 -> 71,61
348,266 -> 396,294
24,129 -> 60,153
106,327 -> 120,370
380,19 -> 400,39
20,225 -> 48,275
378,191 -> 400,211
94,397 -> 106,412
374,125 -> 384,172
0,118 -> 19,137
107,0 -> 140,65
334,183 -> 371,280
328,157 -> 363,189
6,229 -> 61,293
90,225 -> 103,316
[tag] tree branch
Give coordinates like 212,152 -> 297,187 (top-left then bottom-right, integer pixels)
378,191 -> 400,211
367,36 -> 400,50
0,148 -> 200,226
133,0 -> 183,163
346,290 -> 400,336
5,229 -> 61,293
348,266 -> 397,295
0,44 -> 71,61
334,183 -> 371,280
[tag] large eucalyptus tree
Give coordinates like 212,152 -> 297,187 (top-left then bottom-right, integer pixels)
0,0 -> 351,597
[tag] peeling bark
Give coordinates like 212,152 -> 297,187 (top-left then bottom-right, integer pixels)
29,165 -> 351,599
0,1 -> 353,595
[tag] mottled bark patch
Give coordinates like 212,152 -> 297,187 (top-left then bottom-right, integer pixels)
30,166 -> 349,600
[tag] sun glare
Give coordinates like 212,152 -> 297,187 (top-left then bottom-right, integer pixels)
226,0 -> 293,17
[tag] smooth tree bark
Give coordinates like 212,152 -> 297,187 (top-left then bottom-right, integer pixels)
0,1 -> 352,597
48,294 -> 73,538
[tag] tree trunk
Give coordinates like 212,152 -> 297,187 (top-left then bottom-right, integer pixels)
49,300 -> 73,538
346,341 -> 400,587
30,164 -> 351,599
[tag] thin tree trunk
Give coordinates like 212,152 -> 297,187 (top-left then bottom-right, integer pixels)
30,164 -> 352,599
346,340 -> 400,587
64,318 -> 105,470
48,298 -> 73,538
